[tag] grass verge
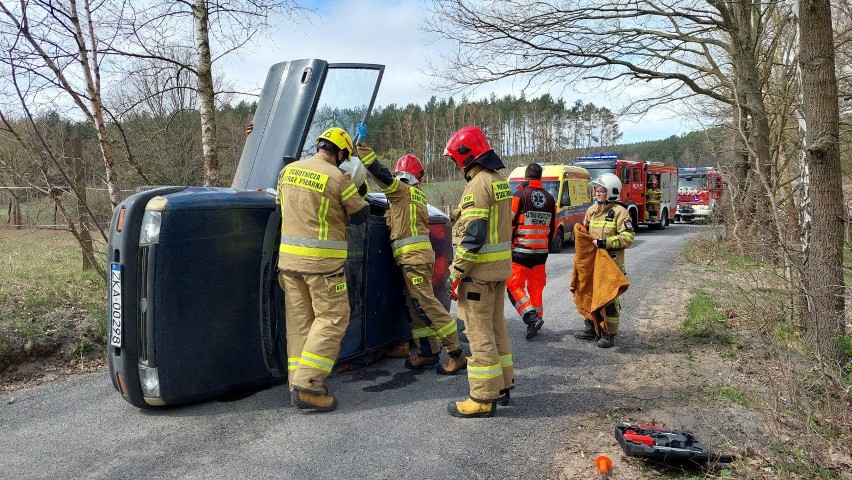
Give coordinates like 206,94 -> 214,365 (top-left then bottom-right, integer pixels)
682,287 -> 733,345
678,236 -> 852,478
0,229 -> 105,373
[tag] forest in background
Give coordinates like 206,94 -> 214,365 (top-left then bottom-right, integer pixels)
0,92 -> 734,208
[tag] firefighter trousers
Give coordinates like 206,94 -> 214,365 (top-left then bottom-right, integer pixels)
506,262 -> 546,321
402,263 -> 461,356
599,260 -> 625,335
646,204 -> 660,221
458,278 -> 514,401
279,269 -> 350,394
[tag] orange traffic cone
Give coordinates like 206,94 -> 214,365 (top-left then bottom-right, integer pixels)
595,454 -> 612,479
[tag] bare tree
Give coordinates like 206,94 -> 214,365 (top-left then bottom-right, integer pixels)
0,0 -> 132,273
0,0 -> 124,206
425,0 -> 797,235
108,0 -> 306,186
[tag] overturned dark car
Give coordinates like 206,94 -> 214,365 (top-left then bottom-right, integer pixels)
106,60 -> 451,408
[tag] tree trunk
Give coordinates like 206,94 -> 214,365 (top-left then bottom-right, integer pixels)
193,0 -> 219,187
730,108 -> 752,241
70,0 -> 121,207
72,139 -> 95,271
798,0 -> 845,360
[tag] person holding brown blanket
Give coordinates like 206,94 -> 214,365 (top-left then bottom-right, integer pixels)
570,173 -> 634,348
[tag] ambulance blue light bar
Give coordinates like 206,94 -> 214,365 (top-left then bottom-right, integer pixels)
576,152 -> 620,160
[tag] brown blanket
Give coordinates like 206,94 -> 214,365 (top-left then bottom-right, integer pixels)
569,224 -> 629,325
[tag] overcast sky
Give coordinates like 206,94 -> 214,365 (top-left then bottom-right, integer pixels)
219,0 -> 693,144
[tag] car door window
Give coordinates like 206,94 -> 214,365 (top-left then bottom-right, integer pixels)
301,66 -> 383,159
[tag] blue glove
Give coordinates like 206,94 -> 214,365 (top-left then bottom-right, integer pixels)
594,238 -> 607,248
355,122 -> 367,144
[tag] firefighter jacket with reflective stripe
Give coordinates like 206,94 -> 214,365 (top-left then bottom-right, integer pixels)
510,179 -> 557,267
451,165 -> 512,281
356,144 -> 434,265
646,188 -> 662,205
583,201 -> 635,266
276,151 -> 368,274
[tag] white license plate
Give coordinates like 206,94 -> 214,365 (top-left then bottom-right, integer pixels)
109,263 -> 123,347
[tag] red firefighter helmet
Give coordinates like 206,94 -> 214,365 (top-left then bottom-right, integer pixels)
443,126 -> 492,171
395,154 -> 424,184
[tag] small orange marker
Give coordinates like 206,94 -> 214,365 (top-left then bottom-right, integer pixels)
595,454 -> 613,479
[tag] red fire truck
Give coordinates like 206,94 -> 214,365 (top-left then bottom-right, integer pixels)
675,167 -> 727,223
572,154 -> 679,230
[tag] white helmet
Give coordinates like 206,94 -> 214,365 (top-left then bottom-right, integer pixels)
590,173 -> 622,202
339,158 -> 367,188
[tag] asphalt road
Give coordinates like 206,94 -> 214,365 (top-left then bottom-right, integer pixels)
0,222 -> 710,480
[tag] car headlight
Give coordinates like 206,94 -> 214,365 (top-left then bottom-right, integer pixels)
139,210 -> 162,244
140,196 -> 168,244
138,364 -> 161,397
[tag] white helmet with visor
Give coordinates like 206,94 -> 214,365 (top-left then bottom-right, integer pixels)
590,173 -> 622,202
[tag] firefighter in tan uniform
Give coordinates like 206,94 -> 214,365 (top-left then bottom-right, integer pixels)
645,175 -> 662,221
379,155 -> 461,371
443,126 -> 513,418
354,125 -> 467,374
276,126 -> 369,412
573,173 -> 635,348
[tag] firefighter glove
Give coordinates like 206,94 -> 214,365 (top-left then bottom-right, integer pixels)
447,274 -> 460,301
355,122 -> 367,144
356,144 -> 376,166
594,238 -> 607,248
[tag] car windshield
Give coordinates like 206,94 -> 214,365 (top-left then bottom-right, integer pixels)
301,67 -> 382,159
584,167 -> 615,182
679,175 -> 709,190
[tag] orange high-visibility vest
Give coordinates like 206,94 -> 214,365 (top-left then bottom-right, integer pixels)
510,179 -> 556,267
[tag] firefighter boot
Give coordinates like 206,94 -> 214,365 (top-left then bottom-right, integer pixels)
597,334 -> 617,349
405,353 -> 440,370
447,398 -> 496,418
523,311 -> 544,340
436,348 -> 467,375
292,389 -> 338,412
573,319 -> 597,341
